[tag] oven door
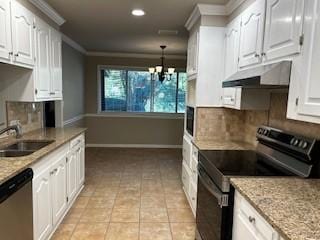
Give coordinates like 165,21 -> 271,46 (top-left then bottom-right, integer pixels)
196,164 -> 233,240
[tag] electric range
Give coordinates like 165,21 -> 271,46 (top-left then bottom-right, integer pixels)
196,125 -> 320,240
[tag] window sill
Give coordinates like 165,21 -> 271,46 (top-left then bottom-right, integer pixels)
87,112 -> 185,119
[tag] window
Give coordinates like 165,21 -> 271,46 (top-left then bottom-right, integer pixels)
100,67 -> 187,114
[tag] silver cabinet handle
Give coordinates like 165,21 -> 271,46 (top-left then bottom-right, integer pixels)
9,52 -> 13,56
254,53 -> 260,58
14,53 -> 19,57
249,216 -> 255,223
261,52 -> 266,57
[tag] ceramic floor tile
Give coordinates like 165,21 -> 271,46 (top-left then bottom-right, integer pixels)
62,208 -> 85,224
105,223 -> 139,240
165,194 -> 190,209
140,208 -> 169,223
51,224 -> 76,240
170,223 -> 196,240
141,196 -> 166,209
79,208 -> 112,223
72,197 -> 91,209
111,208 -> 140,223
71,223 -> 108,240
114,196 -> 140,209
140,223 -> 172,240
86,197 -> 115,209
167,208 -> 195,223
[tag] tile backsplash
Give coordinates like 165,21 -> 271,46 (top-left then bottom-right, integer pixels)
196,92 -> 320,145
6,102 -> 43,134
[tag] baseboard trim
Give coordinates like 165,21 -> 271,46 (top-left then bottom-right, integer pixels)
64,114 -> 85,126
86,144 -> 182,149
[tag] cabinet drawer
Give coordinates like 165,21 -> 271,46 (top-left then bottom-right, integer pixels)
70,134 -> 84,149
238,193 -> 278,240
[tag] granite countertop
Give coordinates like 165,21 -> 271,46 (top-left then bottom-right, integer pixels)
231,177 -> 320,240
192,139 -> 256,150
0,127 -> 86,185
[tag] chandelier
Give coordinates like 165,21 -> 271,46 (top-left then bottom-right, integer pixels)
149,45 -> 175,83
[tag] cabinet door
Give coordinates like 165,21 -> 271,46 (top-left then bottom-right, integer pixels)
296,0 -> 320,117
35,18 -> 51,99
50,28 -> 62,98
187,30 -> 198,77
224,16 -> 241,80
263,0 -> 304,61
78,144 -> 85,186
51,154 -> 67,226
239,0 -> 265,68
33,168 -> 52,240
233,212 -> 259,240
11,1 -> 35,67
0,0 -> 12,63
67,151 -> 78,202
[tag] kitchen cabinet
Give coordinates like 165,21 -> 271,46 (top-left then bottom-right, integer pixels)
35,17 -> 51,99
0,0 -> 63,102
222,88 -> 271,110
50,27 -> 62,99
263,0 -> 304,62
11,0 -> 35,68
224,16 -> 241,80
239,0 -> 265,68
32,134 -> 85,240
51,154 -> 67,226
287,0 -> 320,124
0,0 -> 12,63
233,191 -> 279,240
187,29 -> 199,78
33,166 -> 52,240
182,135 -> 198,216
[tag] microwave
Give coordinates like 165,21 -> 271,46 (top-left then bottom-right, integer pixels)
186,106 -> 194,136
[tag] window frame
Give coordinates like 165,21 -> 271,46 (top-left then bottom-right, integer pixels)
97,65 -> 186,119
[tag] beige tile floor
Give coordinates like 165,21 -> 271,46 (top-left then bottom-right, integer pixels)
52,148 -> 196,240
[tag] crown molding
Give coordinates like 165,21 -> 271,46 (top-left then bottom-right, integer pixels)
61,34 -> 87,54
225,0 -> 246,15
185,0 -> 245,30
87,51 -> 187,60
29,0 -> 66,26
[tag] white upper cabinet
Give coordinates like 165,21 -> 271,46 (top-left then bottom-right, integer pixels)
0,0 -> 12,63
263,0 -> 304,62
239,0 -> 265,68
187,29 -> 199,78
11,0 -> 35,68
287,0 -> 320,123
50,28 -> 62,98
35,17 -> 51,99
224,16 -> 241,80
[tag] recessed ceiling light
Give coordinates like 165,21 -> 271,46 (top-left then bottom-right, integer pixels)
132,9 -> 145,16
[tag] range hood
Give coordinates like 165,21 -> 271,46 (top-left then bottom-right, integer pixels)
223,61 -> 292,88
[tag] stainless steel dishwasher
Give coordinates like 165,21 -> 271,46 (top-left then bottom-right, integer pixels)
0,168 -> 34,240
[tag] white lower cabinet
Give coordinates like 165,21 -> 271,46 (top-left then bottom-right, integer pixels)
233,191 -> 279,240
50,152 -> 68,227
33,166 -> 52,240
32,133 -> 85,240
182,134 -> 198,216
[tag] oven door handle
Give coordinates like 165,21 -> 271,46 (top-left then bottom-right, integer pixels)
198,167 -> 229,208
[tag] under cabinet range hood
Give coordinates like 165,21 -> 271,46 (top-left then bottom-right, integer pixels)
223,61 -> 292,88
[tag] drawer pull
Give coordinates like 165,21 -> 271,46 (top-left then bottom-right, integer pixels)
249,216 -> 255,224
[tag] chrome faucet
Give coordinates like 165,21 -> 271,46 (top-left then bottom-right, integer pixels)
0,124 -> 23,138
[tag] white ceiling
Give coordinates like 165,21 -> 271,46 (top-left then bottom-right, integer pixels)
45,0 -> 228,55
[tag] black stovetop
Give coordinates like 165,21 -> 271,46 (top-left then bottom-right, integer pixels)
199,150 -> 294,177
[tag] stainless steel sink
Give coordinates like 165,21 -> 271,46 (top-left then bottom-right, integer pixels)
3,140 -> 54,151
0,150 -> 35,157
0,140 -> 54,158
